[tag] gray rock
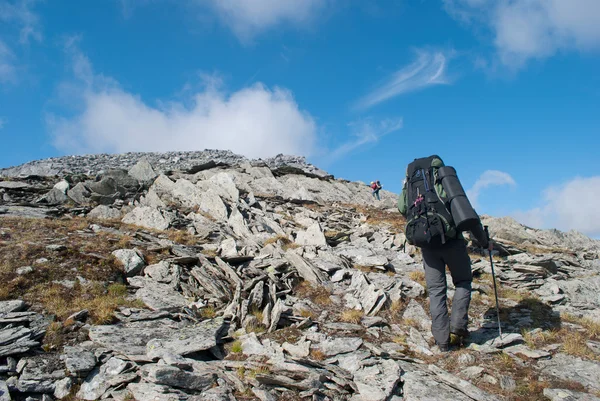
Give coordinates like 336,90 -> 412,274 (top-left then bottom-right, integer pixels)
282,339 -> 311,358
0,381 -> 10,401
128,158 -> 157,182
122,206 -> 174,231
54,179 -> 70,193
77,357 -> 136,401
402,299 -> 431,332
88,205 -> 121,220
543,388 -> 600,401
16,266 -> 34,275
461,366 -> 484,380
17,354 -> 66,393
112,249 -> 145,276
41,187 -> 69,204
284,251 -> 327,285
67,182 -> 91,204
458,353 -> 476,366
46,244 -> 67,252
141,364 -> 215,391
208,172 -> 239,202
127,382 -> 187,401
63,346 -> 97,377
499,375 -> 516,391
199,189 -> 228,221
353,359 -> 402,401
402,369 -> 480,401
0,181 -> 31,189
133,279 -> 188,311
316,337 -> 363,356
539,353 -> 600,392
54,377 -> 73,399
228,207 -> 252,238
0,300 -> 26,313
295,222 -> 327,247
89,318 -> 187,360
146,317 -> 227,357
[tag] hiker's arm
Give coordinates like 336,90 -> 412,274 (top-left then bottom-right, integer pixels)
469,219 -> 489,249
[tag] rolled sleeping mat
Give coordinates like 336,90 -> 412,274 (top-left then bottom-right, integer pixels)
437,166 -> 480,232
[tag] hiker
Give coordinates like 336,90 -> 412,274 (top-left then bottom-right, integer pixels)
370,180 -> 382,200
398,155 -> 492,352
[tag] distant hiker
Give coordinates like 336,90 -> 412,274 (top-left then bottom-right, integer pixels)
370,180 -> 382,201
398,155 -> 492,352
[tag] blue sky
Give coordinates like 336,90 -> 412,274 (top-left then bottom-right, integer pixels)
1,0 -> 599,236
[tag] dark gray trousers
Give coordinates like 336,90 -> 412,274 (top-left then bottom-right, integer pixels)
421,239 -> 472,347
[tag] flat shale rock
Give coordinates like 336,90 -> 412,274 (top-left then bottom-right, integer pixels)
141,364 -> 216,391
543,388 -> 600,401
316,337 -> 363,357
0,300 -> 26,314
77,357 -> 137,401
539,353 -> 600,392
127,382 -> 188,401
0,381 -> 10,401
88,318 -> 184,360
17,354 -> 66,393
132,279 -> 188,311
146,317 -> 227,357
63,345 -> 97,377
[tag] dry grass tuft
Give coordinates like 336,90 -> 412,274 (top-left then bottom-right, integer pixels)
347,205 -> 406,233
562,314 -> 600,340
409,270 -> 426,286
299,309 -> 316,319
165,229 -> 198,246
295,281 -> 331,306
264,234 -> 300,251
310,349 -> 326,361
33,282 -> 143,325
231,340 -> 243,354
200,306 -> 217,319
339,309 -> 364,324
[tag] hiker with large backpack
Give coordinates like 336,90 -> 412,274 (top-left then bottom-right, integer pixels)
370,180 -> 382,201
398,155 -> 492,352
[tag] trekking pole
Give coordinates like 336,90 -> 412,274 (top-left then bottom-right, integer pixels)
484,226 -> 503,340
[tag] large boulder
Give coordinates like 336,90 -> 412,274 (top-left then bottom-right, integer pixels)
128,158 -> 157,182
122,206 -> 174,231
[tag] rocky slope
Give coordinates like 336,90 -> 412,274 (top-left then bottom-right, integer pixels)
0,151 -> 599,401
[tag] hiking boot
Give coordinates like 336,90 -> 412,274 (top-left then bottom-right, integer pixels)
437,344 -> 450,353
451,328 -> 470,339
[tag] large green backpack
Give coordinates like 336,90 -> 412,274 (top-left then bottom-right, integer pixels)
404,155 -> 457,248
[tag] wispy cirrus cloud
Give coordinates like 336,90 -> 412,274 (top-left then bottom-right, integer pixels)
0,40 -> 16,84
0,0 -> 43,44
355,50 -> 450,110
467,170 -> 516,209
329,117 -> 403,161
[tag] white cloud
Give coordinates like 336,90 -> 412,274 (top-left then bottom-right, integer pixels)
46,42 -> 317,159
0,117 -> 6,129
444,0 -> 600,67
0,0 -> 42,44
355,50 -> 449,110
329,117 -> 403,160
204,0 -> 325,42
467,170 -> 516,209
513,176 -> 600,237
0,40 -> 16,84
